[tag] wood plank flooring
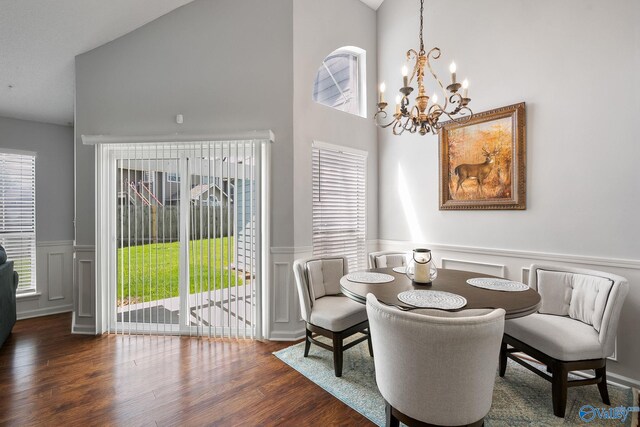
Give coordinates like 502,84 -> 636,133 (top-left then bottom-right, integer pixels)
0,313 -> 373,426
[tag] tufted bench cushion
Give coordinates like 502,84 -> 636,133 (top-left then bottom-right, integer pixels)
504,313 -> 603,361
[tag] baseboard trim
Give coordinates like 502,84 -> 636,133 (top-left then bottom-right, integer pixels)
71,315 -> 97,335
605,371 -> 640,390
269,329 -> 305,341
378,240 -> 640,270
571,369 -> 640,390
17,305 -> 73,320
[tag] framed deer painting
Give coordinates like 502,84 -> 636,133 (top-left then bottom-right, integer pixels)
439,102 -> 526,210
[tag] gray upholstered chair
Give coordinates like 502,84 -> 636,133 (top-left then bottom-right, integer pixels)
1,245 -> 19,348
500,264 -> 629,417
292,256 -> 372,377
366,294 -> 505,427
368,251 -> 407,269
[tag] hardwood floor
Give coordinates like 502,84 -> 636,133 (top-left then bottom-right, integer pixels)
0,313 -> 373,426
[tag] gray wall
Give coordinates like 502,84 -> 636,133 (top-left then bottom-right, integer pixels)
0,116 -> 75,319
74,0 -> 294,333
75,0 -> 294,247
0,116 -> 74,242
378,0 -> 640,384
377,0 -> 639,258
293,0 -> 378,249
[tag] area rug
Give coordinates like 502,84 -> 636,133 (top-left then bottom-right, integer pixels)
633,388 -> 640,427
274,340 -> 636,426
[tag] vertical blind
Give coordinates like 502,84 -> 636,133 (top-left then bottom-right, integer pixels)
109,142 -> 259,338
312,144 -> 367,272
0,150 -> 37,293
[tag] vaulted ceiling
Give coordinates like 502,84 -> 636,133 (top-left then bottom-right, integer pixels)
0,0 -> 382,126
0,0 -> 194,125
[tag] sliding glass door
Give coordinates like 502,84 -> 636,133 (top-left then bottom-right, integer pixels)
103,141 -> 262,338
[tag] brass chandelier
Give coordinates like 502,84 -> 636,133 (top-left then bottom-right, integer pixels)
375,0 -> 473,136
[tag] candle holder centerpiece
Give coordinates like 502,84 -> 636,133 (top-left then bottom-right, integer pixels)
375,0 -> 473,136
405,248 -> 437,284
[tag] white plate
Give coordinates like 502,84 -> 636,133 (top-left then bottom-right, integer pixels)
392,266 -> 406,274
397,290 -> 467,309
346,272 -> 395,284
466,278 -> 529,292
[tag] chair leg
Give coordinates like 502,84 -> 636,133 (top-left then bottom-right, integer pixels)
303,328 -> 311,357
367,330 -> 374,357
551,362 -> 568,417
499,341 -> 507,377
596,366 -> 611,405
332,334 -> 343,377
385,401 -> 400,427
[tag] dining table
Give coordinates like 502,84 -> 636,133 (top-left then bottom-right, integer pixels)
340,267 -> 541,319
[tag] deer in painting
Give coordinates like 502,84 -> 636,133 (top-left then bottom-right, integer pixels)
454,146 -> 500,195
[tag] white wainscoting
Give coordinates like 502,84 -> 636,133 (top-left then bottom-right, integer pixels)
268,242 -> 380,341
16,241 -> 74,320
379,239 -> 640,389
268,246 -> 310,340
72,246 -> 97,334
440,258 -> 506,277
273,262 -> 291,324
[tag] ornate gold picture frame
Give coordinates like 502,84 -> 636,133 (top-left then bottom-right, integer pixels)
439,102 -> 526,210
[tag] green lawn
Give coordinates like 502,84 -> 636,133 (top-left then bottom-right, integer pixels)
116,237 -> 244,304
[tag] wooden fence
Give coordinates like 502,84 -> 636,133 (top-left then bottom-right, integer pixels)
116,205 -> 230,247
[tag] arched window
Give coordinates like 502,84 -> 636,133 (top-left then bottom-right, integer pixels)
312,46 -> 366,118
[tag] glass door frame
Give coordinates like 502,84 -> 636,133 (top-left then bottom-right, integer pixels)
94,137 -> 270,339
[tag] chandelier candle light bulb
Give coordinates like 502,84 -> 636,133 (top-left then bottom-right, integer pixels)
374,0 -> 475,136
402,65 -> 409,87
395,95 -> 402,115
462,79 -> 469,98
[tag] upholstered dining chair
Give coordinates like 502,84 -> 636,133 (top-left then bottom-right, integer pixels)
292,256 -> 372,377
368,251 -> 407,269
366,294 -> 505,427
500,264 -> 629,417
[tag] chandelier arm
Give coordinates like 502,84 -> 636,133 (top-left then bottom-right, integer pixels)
448,92 -> 463,105
406,49 -> 420,84
403,115 -> 415,132
445,93 -> 465,115
425,47 -> 450,112
378,118 -> 401,129
401,96 -> 410,112
436,107 -> 474,127
427,104 -> 442,117
392,120 -> 406,135
374,109 -> 387,121
374,110 -> 401,129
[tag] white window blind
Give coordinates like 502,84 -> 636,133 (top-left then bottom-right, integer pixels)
0,150 -> 37,293
312,144 -> 366,272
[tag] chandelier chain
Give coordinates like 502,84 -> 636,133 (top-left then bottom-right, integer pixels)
419,0 -> 425,55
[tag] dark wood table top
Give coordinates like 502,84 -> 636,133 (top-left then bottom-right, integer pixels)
340,268 -> 541,319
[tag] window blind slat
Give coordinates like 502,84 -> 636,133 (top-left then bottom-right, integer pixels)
0,152 -> 37,293
312,146 -> 366,272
